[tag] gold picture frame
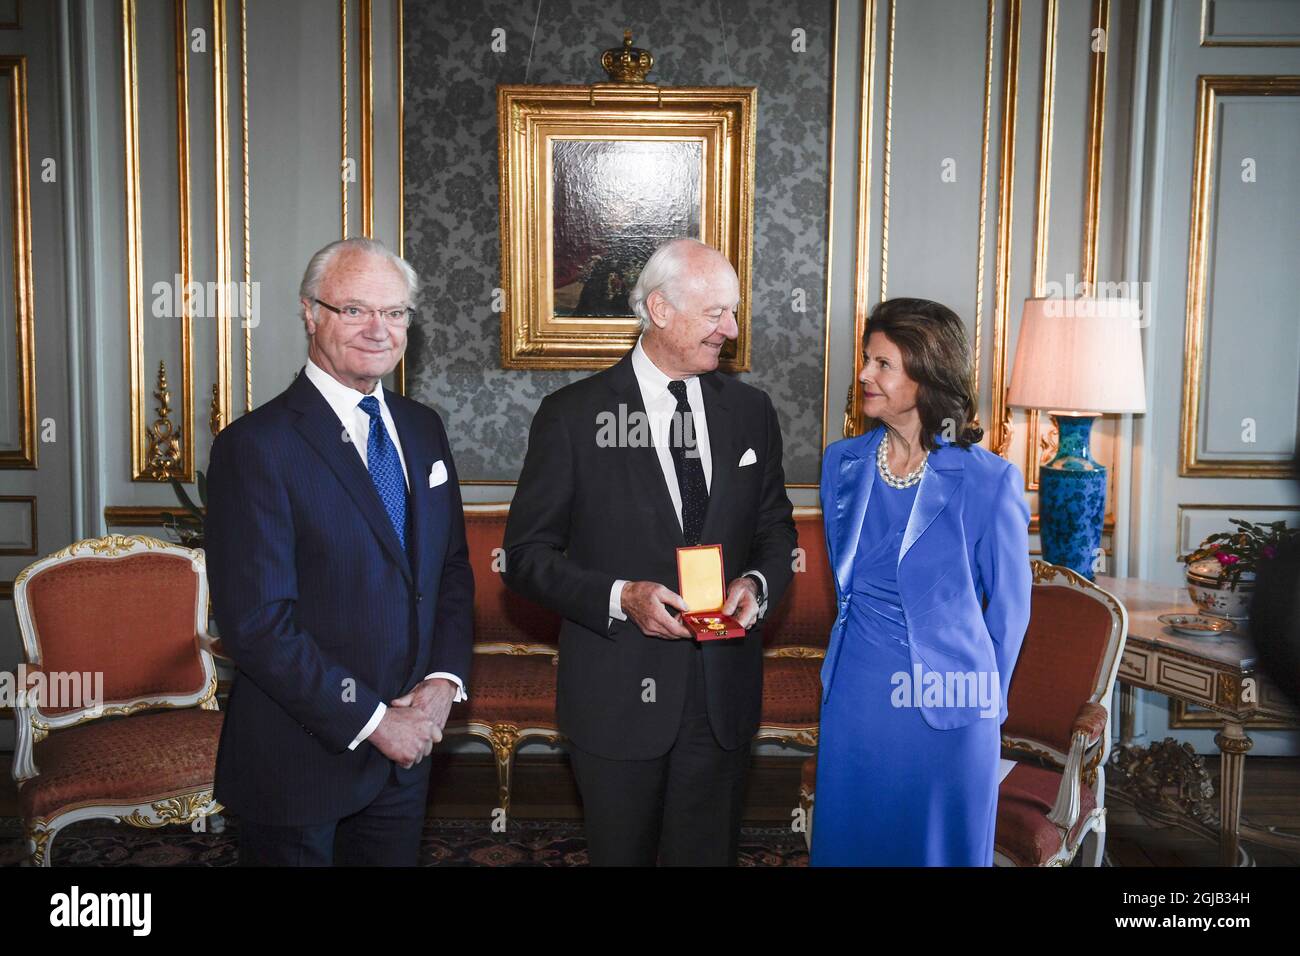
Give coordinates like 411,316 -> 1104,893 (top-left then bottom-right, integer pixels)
1180,74 -> 1300,478
497,83 -> 756,371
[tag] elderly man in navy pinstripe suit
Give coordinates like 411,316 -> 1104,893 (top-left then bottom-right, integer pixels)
205,238 -> 474,866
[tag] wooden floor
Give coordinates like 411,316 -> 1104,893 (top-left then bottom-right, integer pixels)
3,750 -> 1297,865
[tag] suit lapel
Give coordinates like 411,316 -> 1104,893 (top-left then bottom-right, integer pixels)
898,437 -> 964,565
832,430 -> 881,595
286,372 -> 414,585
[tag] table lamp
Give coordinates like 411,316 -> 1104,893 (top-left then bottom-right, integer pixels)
1006,297 -> 1146,579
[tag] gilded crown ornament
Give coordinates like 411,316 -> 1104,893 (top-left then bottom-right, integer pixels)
601,30 -> 654,84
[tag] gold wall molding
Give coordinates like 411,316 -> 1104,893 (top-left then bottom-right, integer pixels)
989,0 -> 1022,458
1200,0 -> 1300,47
396,0 -> 405,259
972,0 -> 997,424
239,0 -> 252,414
1080,0 -> 1109,288
340,0 -> 349,238
1180,75 -> 1300,478
360,0 -> 373,238
123,0 -> 146,478
104,505 -> 174,528
1024,0 -> 1058,491
395,0 -> 406,395
0,54 -> 34,469
819,0 -> 841,449
843,0 -> 878,439
212,0 -> 232,434
174,0 -> 194,478
877,0 -> 895,303
1030,0 -> 1057,299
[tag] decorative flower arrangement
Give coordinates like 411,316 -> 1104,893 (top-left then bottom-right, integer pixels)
1179,518 -> 1298,590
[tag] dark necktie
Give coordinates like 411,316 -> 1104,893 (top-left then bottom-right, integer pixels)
358,395 -> 407,551
666,379 -> 709,545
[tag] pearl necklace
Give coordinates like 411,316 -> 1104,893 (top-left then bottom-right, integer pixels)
876,432 -> 928,488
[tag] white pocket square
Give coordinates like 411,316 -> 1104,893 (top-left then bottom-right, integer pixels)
738,448 -> 757,467
428,460 -> 448,488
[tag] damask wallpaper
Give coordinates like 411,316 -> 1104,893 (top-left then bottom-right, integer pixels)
403,0 -> 834,483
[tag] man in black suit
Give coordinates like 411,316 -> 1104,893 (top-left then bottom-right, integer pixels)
206,238 -> 474,865
504,238 -> 797,865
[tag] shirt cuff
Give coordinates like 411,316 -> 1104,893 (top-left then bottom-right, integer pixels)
423,672 -> 468,702
348,701 -> 386,751
742,569 -> 769,619
609,579 -> 629,622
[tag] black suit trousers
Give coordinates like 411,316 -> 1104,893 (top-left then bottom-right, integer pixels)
235,761 -> 432,866
567,642 -> 750,866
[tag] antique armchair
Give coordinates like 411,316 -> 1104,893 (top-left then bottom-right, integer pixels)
11,535 -> 223,865
994,560 -> 1128,867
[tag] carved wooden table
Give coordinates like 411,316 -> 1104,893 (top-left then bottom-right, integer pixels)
1096,575 -> 1299,866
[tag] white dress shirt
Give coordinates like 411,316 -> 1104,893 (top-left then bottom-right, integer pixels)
303,358 -> 466,751
608,338 -> 769,624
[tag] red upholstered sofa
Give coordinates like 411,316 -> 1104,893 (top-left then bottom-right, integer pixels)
448,505 -> 833,813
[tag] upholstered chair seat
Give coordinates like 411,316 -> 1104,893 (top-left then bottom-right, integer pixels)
758,657 -> 822,740
995,761 -> 1100,866
19,709 -> 224,822
454,652 -> 558,729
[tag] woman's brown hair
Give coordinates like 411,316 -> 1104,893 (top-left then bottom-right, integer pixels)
862,297 -> 983,452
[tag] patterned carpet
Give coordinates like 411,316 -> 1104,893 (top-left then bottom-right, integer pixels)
0,816 -> 809,867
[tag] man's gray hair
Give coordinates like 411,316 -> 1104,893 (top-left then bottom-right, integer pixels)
629,237 -> 719,331
298,237 -> 419,325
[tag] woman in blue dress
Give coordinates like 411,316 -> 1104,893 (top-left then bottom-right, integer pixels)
812,298 -> 1031,866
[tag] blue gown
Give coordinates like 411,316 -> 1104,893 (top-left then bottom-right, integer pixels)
810,477 -> 1000,866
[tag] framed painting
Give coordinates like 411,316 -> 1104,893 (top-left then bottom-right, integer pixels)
497,84 -> 756,370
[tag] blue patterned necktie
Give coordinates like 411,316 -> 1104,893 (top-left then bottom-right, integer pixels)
358,395 -> 407,551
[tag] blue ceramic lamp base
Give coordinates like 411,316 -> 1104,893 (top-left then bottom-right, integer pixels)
1037,414 -> 1108,581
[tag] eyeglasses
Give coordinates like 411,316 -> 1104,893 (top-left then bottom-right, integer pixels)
314,298 -> 414,327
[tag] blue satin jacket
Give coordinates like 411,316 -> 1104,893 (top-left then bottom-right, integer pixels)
819,426 -> 1032,729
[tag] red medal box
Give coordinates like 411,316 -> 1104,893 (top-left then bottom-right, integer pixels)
676,544 -> 746,641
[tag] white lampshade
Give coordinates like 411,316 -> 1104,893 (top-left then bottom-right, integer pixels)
1006,297 -> 1147,414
